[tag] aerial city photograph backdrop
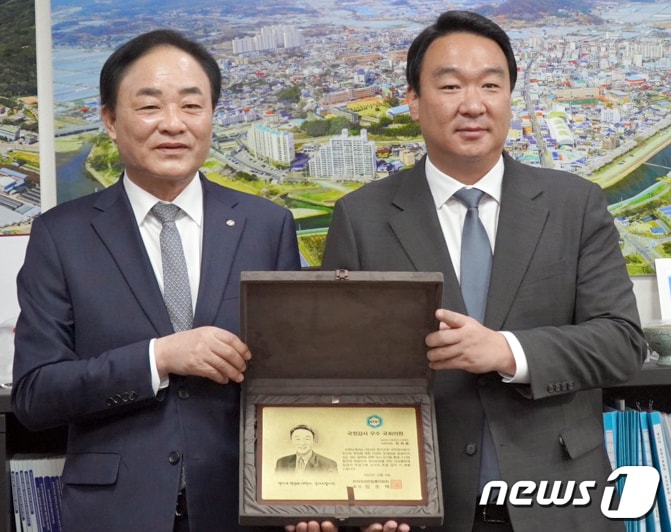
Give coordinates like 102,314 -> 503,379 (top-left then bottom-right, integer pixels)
0,0 -> 38,236
1,0 -> 670,275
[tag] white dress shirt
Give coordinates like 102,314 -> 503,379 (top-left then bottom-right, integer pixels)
123,173 -> 204,392
424,156 -> 529,383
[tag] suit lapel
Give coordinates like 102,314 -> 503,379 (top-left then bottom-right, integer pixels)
90,181 -> 172,336
307,453 -> 319,469
388,156 -> 549,323
388,161 -> 466,314
486,156 -> 548,329
193,176 -> 245,327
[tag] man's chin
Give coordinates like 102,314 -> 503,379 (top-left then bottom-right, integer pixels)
153,171 -> 198,184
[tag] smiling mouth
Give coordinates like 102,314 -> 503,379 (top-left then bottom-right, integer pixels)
155,147 -> 190,157
457,128 -> 487,138
157,143 -> 188,150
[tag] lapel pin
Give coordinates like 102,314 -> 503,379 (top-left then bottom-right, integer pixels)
226,219 -> 236,227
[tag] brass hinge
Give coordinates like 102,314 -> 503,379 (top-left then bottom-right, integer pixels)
335,269 -> 349,280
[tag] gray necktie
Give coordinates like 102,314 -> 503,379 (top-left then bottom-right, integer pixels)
453,188 -> 500,494
453,188 -> 491,323
296,458 -> 306,473
151,202 -> 193,332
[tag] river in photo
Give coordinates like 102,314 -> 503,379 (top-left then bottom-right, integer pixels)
603,142 -> 671,205
55,142 -> 100,203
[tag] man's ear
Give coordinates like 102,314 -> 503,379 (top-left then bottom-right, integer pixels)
101,105 -> 117,141
407,86 -> 419,121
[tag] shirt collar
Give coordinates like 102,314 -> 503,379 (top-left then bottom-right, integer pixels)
425,155 -> 504,208
123,173 -> 204,227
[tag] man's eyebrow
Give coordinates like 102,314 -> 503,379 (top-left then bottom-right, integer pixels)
179,86 -> 205,96
432,66 -> 507,78
135,86 -> 205,97
136,87 -> 162,97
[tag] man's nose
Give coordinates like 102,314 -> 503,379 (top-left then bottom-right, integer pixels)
459,87 -> 486,115
159,105 -> 186,131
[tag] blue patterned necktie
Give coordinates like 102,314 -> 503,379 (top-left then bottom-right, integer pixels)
453,188 -> 491,323
151,202 -> 193,332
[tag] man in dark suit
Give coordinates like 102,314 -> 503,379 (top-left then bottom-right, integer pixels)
11,30 -> 302,532
275,425 -> 338,474
322,11 -> 647,532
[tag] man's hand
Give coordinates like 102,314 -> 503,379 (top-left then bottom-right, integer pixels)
362,521 -> 411,532
154,326 -> 251,384
283,520 -> 411,532
425,309 -> 515,375
285,521 -> 338,532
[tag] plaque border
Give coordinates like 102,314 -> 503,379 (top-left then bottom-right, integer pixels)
256,403 -> 428,506
239,385 -> 443,527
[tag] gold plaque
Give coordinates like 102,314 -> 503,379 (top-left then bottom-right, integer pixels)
258,405 -> 425,505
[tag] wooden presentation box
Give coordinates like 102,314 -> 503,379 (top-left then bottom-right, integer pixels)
239,270 -> 444,527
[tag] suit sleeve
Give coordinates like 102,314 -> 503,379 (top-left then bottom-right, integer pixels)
11,215 -> 157,431
514,183 -> 647,399
276,208 -> 302,271
321,199 -> 362,271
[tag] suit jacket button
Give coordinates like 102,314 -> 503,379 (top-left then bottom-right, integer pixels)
178,387 -> 190,399
465,442 -> 478,456
168,451 -> 181,465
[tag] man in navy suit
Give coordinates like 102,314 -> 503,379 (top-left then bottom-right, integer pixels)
322,11 -> 647,532
11,29 -> 303,531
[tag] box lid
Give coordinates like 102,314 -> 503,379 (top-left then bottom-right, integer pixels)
240,270 -> 443,381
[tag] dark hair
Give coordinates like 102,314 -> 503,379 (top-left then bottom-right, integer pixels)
290,425 -> 315,438
99,29 -> 222,112
406,10 -> 517,95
